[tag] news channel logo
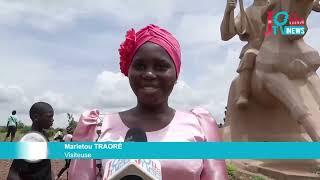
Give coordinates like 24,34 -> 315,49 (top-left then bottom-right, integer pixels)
18,132 -> 48,163
265,11 -> 305,36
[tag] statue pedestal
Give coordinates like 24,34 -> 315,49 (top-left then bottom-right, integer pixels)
224,78 -> 320,179
230,160 -> 320,180
225,77 -> 320,141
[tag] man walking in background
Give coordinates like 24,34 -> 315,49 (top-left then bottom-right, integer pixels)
4,110 -> 18,142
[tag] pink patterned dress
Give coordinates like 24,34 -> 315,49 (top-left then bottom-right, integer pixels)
68,108 -> 228,180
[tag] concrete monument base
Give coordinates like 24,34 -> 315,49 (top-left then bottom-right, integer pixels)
230,160 -> 320,180
224,77 -> 320,179
225,77 -> 320,142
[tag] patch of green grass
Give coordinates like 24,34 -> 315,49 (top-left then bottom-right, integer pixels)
0,127 -> 6,133
19,126 -> 32,134
227,162 -> 237,180
0,131 -> 24,142
252,175 -> 265,180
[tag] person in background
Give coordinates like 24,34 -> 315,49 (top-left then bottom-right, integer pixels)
63,127 -> 73,142
53,128 -> 64,142
4,110 -> 18,142
55,127 -> 73,180
7,102 -> 54,180
68,24 -> 228,180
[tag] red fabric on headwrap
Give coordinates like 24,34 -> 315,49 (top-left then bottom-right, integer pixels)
119,24 -> 181,77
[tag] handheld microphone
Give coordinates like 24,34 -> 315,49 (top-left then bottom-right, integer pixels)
106,128 -> 162,180
124,128 -> 148,142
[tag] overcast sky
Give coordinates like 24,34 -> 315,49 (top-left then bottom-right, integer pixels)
0,0 -> 319,128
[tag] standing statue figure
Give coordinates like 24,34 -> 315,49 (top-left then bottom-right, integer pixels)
221,0 -> 275,109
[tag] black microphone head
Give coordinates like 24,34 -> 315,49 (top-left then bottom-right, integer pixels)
125,128 -> 147,142
120,175 -> 144,180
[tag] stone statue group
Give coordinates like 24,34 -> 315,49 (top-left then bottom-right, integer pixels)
221,0 -> 320,142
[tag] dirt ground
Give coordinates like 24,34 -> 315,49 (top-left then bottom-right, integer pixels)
0,160 -> 68,180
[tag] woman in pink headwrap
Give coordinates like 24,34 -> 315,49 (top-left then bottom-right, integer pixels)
68,24 -> 227,180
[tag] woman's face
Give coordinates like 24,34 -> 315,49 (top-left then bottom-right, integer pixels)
128,42 -> 177,106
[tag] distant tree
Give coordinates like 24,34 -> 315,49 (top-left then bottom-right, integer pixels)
17,120 -> 25,129
67,113 -> 77,131
20,126 -> 32,134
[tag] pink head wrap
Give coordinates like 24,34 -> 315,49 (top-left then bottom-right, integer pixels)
119,24 -> 181,77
